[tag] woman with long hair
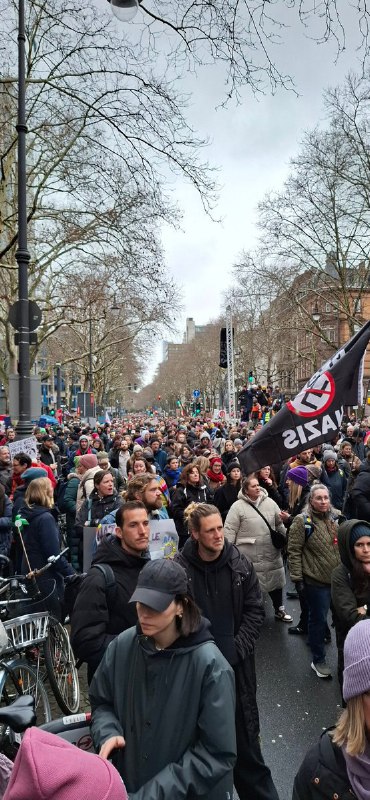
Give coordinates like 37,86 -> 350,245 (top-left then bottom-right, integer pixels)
213,462 -> 242,522
256,466 -> 282,507
20,477 -> 74,619
90,559 -> 236,799
171,463 -> 212,548
293,619 -> 370,799
332,520 -> 370,694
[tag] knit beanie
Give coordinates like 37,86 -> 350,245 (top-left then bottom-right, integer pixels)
343,620 -> 370,702
97,452 -> 109,460
210,456 -> 222,466
323,450 -> 338,463
200,432 -> 210,440
21,467 -> 48,483
3,727 -> 127,800
306,464 -> 321,481
227,460 -> 240,474
234,438 -> 243,446
286,466 -> 309,487
78,454 -> 98,470
350,523 -> 370,552
79,435 -> 89,443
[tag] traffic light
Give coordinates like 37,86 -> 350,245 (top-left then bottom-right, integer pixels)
248,371 -> 254,384
134,383 -> 137,391
195,402 -> 201,414
49,409 -> 55,416
176,398 -> 181,407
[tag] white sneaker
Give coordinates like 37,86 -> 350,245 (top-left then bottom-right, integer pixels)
311,661 -> 332,678
274,606 -> 293,623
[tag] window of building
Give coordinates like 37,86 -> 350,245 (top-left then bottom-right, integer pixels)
354,298 -> 362,313
325,302 -> 331,313
322,327 -> 336,343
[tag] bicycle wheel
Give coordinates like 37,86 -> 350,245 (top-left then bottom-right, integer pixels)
0,659 -> 51,725
44,620 -> 80,714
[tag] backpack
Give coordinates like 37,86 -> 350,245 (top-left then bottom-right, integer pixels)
55,477 -> 69,513
64,563 -> 116,620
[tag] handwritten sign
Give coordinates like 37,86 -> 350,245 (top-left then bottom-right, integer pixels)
8,436 -> 38,462
148,519 -> 178,560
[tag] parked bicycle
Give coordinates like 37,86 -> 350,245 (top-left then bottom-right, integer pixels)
0,550 -> 80,716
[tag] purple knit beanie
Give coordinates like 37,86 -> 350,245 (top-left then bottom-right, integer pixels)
343,620 -> 370,702
3,727 -> 127,800
286,466 -> 309,487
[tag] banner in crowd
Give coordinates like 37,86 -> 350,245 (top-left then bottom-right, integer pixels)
8,436 -> 38,462
238,320 -> 370,474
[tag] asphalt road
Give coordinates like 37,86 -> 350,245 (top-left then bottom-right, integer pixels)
256,594 -> 342,800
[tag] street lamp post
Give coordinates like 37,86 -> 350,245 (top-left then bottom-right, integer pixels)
15,0 -> 32,437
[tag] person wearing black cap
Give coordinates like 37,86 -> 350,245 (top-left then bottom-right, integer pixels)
90,558 -> 236,800
332,519 -> 370,695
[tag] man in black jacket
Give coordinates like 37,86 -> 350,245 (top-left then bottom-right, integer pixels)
175,503 -> 279,800
70,500 -> 150,682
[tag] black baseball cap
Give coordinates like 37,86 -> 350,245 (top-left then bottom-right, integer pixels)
129,559 -> 188,612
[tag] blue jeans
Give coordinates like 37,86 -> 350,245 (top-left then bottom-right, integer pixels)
304,582 -> 331,664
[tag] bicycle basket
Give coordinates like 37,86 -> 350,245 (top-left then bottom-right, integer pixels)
2,613 -> 49,654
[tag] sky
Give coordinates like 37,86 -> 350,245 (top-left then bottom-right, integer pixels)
102,2 -> 365,383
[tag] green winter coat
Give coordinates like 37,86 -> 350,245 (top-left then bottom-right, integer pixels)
288,510 -> 341,585
90,622 -> 236,800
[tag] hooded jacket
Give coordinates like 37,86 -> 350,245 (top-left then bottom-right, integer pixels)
331,518 -> 370,649
76,465 -> 101,513
71,537 -> 150,681
224,487 -> 286,592
90,619 -> 236,800
76,488 -> 122,529
293,729 -> 353,800
350,462 -> 370,520
176,538 -> 264,737
213,480 -> 241,522
19,503 -> 74,601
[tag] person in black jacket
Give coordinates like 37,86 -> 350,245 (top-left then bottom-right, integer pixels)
175,503 -> 279,800
71,501 -> 150,682
20,476 -> 74,619
350,454 -> 370,520
171,463 -> 212,548
331,519 -> 370,694
293,619 -> 370,799
213,461 -> 241,522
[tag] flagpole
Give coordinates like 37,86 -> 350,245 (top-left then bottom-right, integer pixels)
226,305 -> 236,419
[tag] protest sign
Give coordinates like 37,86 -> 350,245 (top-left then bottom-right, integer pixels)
148,519 -> 178,560
8,436 -> 38,462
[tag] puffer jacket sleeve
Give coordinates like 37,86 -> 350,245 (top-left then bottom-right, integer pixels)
331,564 -> 364,628
234,556 -> 265,658
287,515 -> 305,583
224,503 -> 241,544
129,656 -> 236,800
63,476 -> 79,515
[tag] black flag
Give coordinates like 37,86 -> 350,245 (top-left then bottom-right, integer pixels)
219,328 -> 227,368
238,320 -> 370,474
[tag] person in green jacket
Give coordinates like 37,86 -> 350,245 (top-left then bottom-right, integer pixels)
90,559 -> 237,800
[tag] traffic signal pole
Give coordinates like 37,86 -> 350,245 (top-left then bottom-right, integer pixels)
226,305 -> 236,418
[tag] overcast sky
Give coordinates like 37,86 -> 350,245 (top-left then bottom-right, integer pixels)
103,2 -> 364,382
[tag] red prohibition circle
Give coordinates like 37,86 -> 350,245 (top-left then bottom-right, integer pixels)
286,371 -> 335,418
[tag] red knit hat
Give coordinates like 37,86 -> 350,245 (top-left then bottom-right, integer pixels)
3,727 -> 127,800
79,454 -> 98,470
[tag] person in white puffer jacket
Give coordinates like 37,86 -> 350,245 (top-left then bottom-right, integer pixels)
224,473 -> 293,622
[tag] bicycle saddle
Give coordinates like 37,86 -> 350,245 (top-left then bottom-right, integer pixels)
0,695 -> 36,732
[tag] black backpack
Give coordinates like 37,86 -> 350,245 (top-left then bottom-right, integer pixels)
64,563 -> 116,620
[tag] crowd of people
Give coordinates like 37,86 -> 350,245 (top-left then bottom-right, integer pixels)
2,405 -> 370,798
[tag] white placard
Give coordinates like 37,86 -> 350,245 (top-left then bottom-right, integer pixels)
8,436 -> 38,462
148,519 -> 179,560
